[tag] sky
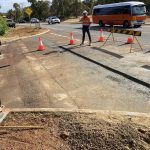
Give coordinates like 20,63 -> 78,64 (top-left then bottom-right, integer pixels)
0,0 -> 31,13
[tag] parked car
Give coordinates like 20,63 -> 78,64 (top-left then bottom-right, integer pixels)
48,16 -> 60,24
18,19 -> 26,23
30,18 -> 39,23
6,19 -> 16,28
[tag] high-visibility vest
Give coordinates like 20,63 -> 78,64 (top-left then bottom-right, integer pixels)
82,16 -> 91,26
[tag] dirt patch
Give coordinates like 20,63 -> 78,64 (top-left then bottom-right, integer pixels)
0,26 -> 48,43
0,112 -> 150,150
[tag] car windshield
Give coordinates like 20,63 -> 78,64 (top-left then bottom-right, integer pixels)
7,19 -> 12,22
132,5 -> 146,15
52,17 -> 57,19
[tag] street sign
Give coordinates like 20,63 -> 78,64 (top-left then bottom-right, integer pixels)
25,8 -> 32,16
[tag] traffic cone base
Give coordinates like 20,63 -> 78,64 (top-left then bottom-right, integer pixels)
38,45 -> 45,51
127,37 -> 133,44
70,39 -> 74,45
98,29 -> 105,42
37,38 -> 45,51
99,36 -> 105,42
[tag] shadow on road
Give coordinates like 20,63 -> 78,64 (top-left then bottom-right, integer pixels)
0,65 -> 10,69
44,50 -> 58,55
24,50 -> 38,54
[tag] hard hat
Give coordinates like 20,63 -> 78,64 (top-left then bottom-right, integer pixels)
83,10 -> 88,14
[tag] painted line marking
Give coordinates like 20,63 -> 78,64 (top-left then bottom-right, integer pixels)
50,27 -> 64,31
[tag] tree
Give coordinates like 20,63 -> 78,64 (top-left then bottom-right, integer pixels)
50,0 -> 86,18
13,3 -> 22,21
28,0 -> 50,20
28,0 -> 36,4
0,16 -> 8,35
7,9 -> 15,19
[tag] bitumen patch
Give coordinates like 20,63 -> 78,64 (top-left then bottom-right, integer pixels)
43,50 -> 58,55
91,47 -> 124,59
142,65 -> 150,70
59,46 -> 150,89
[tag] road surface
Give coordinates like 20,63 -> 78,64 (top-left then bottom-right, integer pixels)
0,23 -> 149,113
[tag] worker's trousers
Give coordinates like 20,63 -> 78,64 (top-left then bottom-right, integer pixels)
82,25 -> 91,44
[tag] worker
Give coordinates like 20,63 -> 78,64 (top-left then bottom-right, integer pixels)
80,10 -> 92,46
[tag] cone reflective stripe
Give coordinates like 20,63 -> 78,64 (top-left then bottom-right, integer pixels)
127,35 -> 134,44
37,37 -> 45,51
70,32 -> 74,45
98,28 -> 105,42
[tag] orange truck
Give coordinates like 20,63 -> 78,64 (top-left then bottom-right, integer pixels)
92,1 -> 147,28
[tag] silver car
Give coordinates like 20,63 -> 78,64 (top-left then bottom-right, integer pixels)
31,18 -> 39,23
48,16 -> 60,24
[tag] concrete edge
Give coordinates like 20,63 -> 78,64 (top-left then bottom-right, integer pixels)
1,29 -> 50,44
6,108 -> 150,118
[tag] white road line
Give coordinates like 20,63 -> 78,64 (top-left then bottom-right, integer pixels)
50,27 -> 64,31
50,33 -> 67,38
50,32 -> 88,43
1,45 -> 7,47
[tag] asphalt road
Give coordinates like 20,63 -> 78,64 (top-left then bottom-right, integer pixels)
0,23 -> 150,113
21,22 -> 150,49
40,23 -> 150,48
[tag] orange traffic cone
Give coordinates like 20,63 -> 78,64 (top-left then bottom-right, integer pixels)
127,36 -> 134,44
37,37 -> 45,51
69,32 -> 74,45
98,29 -> 105,42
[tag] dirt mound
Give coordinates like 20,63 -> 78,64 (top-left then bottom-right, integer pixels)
6,26 -> 46,37
0,112 -> 150,149
0,26 -> 48,43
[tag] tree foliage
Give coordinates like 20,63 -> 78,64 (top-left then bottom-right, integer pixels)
50,0 -> 89,18
13,3 -> 22,21
0,16 -> 8,36
7,9 -> 15,19
28,0 -> 50,20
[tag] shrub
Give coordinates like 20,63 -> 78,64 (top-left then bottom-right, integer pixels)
0,16 -> 8,36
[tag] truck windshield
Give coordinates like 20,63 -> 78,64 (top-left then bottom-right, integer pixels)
132,5 -> 146,15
